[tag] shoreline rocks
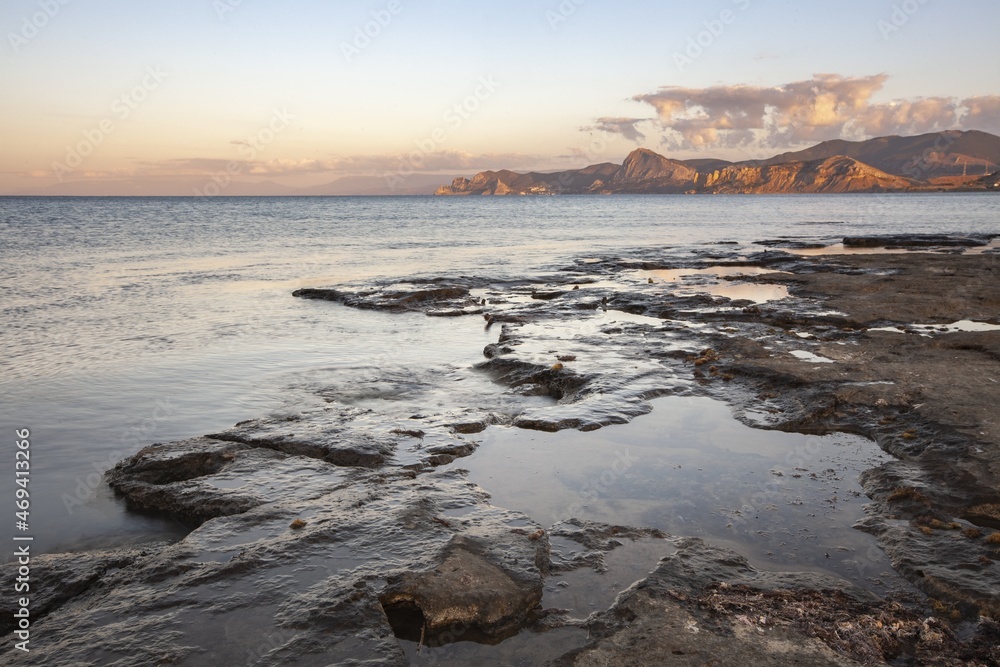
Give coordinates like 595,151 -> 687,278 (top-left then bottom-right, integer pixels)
6,237 -> 1000,665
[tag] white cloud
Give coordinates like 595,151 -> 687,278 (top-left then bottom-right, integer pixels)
607,74 -> 1000,150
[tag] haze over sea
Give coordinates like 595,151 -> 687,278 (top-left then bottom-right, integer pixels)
1,193 -> 997,559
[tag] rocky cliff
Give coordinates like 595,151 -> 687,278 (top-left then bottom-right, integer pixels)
437,130 -> 1000,195
755,130 -> 1000,179
699,155 -> 916,194
436,149 -> 914,195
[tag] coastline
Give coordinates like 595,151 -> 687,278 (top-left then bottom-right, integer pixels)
5,234 -> 999,665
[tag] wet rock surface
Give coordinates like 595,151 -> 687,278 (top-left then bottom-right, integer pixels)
841,233 -> 996,248
549,539 -> 1000,666
0,548 -> 150,634
697,252 -> 1000,618
4,466 -> 551,664
10,236 -> 1000,665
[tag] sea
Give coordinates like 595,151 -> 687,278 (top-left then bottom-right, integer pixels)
1,193 -> 997,576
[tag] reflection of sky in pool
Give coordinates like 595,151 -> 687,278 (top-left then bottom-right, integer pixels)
460,395 -> 906,595
637,267 -> 790,303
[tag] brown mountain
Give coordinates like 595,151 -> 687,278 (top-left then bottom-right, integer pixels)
609,148 -> 700,192
752,130 -> 1000,179
437,149 -> 701,195
440,163 -> 621,196
437,150 -> 913,195
699,156 -> 916,194
436,131 -> 999,196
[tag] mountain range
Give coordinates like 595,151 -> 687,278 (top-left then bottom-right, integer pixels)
435,130 -> 1000,196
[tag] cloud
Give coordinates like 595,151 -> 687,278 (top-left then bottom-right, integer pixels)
962,95 -> 1000,134
582,117 -> 648,143
624,74 -> 1000,150
852,97 -> 959,137
335,150 -> 538,175
133,150 -> 538,178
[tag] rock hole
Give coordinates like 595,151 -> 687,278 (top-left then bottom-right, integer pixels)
381,599 -> 521,649
382,601 -> 428,644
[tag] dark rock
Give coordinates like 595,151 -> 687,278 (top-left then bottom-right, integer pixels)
476,357 -> 589,401
531,290 -> 566,301
209,412 -> 395,468
6,465 -> 549,664
843,234 -> 994,248
293,282 -> 476,315
379,534 -> 546,637
550,538 -> 1000,666
108,437 -> 352,523
0,549 -> 147,633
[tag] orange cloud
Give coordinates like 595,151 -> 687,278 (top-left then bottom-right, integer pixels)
621,74 -> 1000,149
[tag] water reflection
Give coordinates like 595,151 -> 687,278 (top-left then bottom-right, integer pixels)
460,395 -> 905,594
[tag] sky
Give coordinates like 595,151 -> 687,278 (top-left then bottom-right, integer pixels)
1,0 -> 998,194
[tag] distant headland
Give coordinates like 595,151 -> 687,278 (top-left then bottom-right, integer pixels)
435,130 -> 1000,195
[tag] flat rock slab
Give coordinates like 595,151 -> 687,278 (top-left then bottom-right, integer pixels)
293,282 -> 476,314
2,468 -> 548,664
549,538 -> 1000,666
842,234 -> 995,248
107,437 -> 352,523
14,240 -> 1000,665
210,410 -> 397,468
380,538 -> 543,636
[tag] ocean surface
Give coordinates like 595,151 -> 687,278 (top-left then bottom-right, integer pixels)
1,194 -> 997,569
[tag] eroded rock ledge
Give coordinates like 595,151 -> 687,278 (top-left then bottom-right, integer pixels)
552,538 -> 1000,667
5,235 -> 999,665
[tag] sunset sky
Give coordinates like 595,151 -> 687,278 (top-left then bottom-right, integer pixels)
2,0 -> 998,194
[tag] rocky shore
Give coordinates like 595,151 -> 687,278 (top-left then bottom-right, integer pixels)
5,234 -> 1000,665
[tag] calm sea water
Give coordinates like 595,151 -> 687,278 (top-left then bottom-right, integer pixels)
1,194 -> 997,560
